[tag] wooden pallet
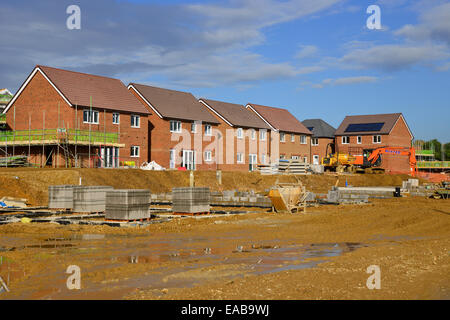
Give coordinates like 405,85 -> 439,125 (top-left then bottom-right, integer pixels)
172,211 -> 210,216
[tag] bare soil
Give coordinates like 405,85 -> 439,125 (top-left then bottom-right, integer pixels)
1,197 -> 449,300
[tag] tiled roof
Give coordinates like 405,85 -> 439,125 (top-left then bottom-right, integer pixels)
38,65 -> 149,114
129,83 -> 219,123
199,99 -> 271,129
334,113 -> 404,136
246,103 -> 312,135
302,119 -> 336,138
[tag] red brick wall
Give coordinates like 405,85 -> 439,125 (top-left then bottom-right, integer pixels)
129,88 -> 219,171
311,137 -> 334,164
4,70 -> 149,167
199,107 -> 271,172
279,132 -> 311,163
335,116 -> 413,173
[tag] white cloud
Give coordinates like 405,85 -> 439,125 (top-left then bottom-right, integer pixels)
394,3 -> 450,45
295,45 -> 319,59
304,76 -> 378,89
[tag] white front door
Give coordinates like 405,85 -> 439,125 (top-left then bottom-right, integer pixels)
182,150 -> 195,170
249,154 -> 257,171
313,155 -> 320,165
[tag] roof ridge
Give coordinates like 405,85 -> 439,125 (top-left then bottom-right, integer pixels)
37,65 -> 123,82
131,83 -> 195,97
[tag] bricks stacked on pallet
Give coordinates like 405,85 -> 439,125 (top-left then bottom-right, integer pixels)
172,187 -> 210,214
48,185 -> 76,209
73,186 -> 114,213
105,189 -> 151,221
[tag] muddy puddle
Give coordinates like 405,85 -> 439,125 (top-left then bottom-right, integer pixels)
0,230 -> 370,299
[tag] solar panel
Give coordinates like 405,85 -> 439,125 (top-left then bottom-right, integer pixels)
345,122 -> 385,133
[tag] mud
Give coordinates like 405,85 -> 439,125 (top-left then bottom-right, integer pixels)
0,197 -> 449,300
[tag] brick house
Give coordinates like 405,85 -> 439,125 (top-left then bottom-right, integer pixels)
198,99 -> 272,171
128,83 -> 220,170
334,113 -> 414,173
2,65 -> 150,168
246,104 -> 312,163
302,119 -> 336,165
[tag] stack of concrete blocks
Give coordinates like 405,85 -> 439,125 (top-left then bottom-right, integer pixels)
73,186 -> 114,213
48,185 -> 76,210
337,187 -> 396,199
326,187 -> 369,204
105,189 -> 151,221
402,179 -> 419,191
172,187 -> 210,214
310,164 -> 325,174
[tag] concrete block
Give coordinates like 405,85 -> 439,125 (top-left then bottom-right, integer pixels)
105,189 -> 150,220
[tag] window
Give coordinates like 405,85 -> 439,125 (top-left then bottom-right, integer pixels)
357,136 -> 362,144
303,157 -> 308,163
251,129 -> 256,140
300,135 -> 307,144
131,115 -> 140,128
373,135 -> 381,144
130,146 -> 140,157
342,136 -> 350,144
204,124 -> 212,136
83,110 -> 99,124
204,150 -> 212,162
259,129 -> 266,141
261,153 -> 266,164
291,134 -> 295,142
237,152 -> 244,163
112,113 -> 120,124
292,155 -> 299,160
312,138 -> 319,146
170,120 -> 181,133
191,122 -> 197,133
237,128 -> 243,139
280,132 -> 285,142
170,149 -> 176,169
280,154 -> 286,160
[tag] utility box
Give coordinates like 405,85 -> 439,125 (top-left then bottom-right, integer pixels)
73,186 -> 114,213
105,189 -> 151,221
172,187 -> 210,214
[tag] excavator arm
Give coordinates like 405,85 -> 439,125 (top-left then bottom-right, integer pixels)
367,147 -> 417,176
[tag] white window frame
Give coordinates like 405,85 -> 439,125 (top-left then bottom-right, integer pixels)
303,156 -> 308,163
291,155 -> 299,160
357,136 -> 362,144
170,149 -> 176,169
170,120 -> 182,133
261,153 -> 266,165
300,135 -> 307,144
204,150 -> 212,162
130,146 -> 140,158
280,132 -> 285,142
373,135 -> 382,144
83,109 -> 99,124
191,122 -> 197,133
204,124 -> 212,136
237,152 -> 244,163
259,129 -> 266,141
251,129 -> 256,140
131,115 -> 140,128
112,112 -> 120,125
236,128 -> 243,139
342,136 -> 350,144
291,134 -> 295,142
312,138 -> 319,146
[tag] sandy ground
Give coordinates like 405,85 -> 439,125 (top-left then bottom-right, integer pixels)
0,197 -> 449,300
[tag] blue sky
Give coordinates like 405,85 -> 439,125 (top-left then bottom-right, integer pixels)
1,0 -> 449,141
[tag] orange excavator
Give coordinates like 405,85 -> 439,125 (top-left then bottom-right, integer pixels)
367,147 -> 417,176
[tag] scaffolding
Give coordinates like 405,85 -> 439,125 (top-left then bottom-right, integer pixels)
0,100 -> 124,168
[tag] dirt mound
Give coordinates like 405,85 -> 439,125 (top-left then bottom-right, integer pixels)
0,168 -> 418,206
